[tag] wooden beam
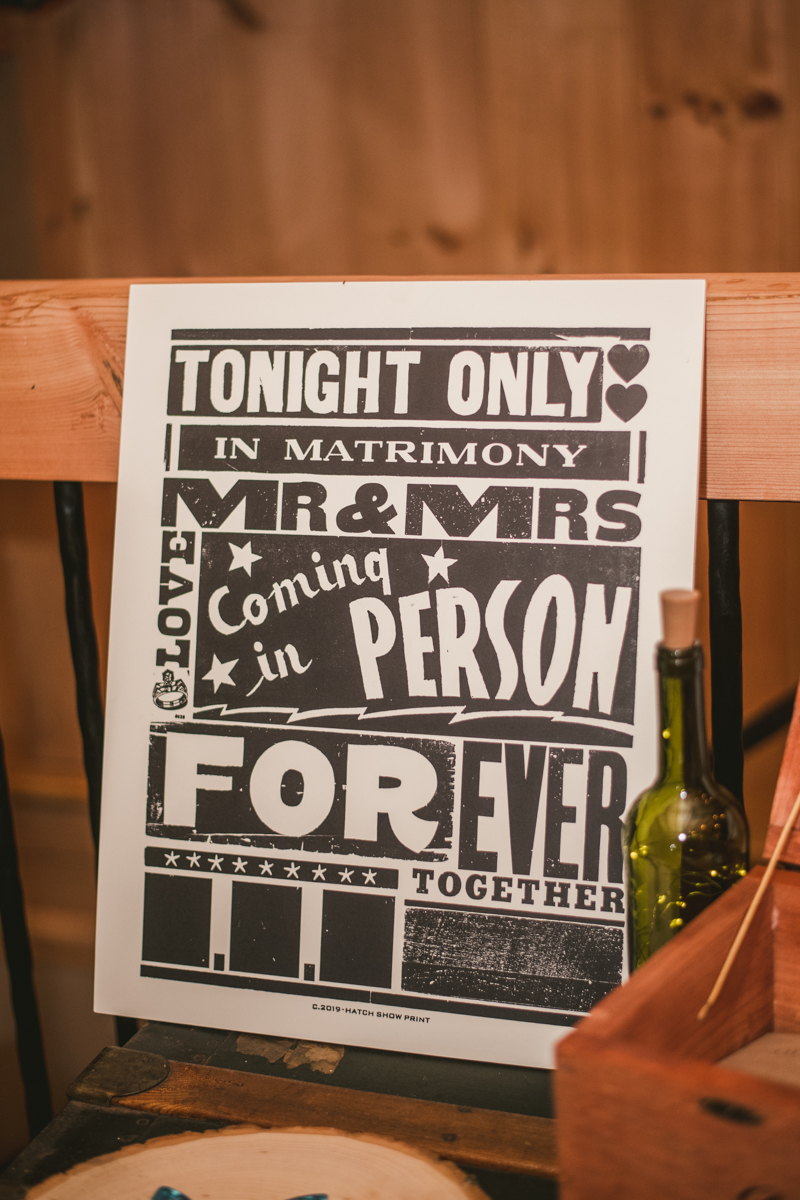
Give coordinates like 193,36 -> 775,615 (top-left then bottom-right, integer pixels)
0,278 -> 127,483
109,1056 -> 558,1179
1,273 -> 799,499
702,273 -> 800,502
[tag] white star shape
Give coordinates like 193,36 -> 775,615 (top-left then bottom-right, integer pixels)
233,857 -> 248,873
312,866 -> 327,880
363,869 -> 377,885
187,853 -> 201,868
339,867 -> 354,883
421,545 -> 458,584
259,860 -> 273,875
165,851 -> 180,866
203,654 -> 238,692
284,862 -> 300,878
208,855 -> 223,871
229,541 -> 262,575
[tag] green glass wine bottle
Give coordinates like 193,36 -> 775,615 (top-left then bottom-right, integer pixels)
625,589 -> 749,970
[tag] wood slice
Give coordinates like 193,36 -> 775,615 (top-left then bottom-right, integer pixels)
28,1124 -> 489,1200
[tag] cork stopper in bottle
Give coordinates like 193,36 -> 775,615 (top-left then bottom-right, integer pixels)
660,589 -> 700,650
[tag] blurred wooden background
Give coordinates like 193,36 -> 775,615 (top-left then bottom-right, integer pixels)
1,0 -> 800,1161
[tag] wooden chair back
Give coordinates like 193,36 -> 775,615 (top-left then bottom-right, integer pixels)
1,272 -> 798,1152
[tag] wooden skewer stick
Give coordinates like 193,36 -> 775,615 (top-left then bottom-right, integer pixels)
698,787 -> 800,1021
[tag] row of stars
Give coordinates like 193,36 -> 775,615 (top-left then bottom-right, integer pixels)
162,850 -> 377,885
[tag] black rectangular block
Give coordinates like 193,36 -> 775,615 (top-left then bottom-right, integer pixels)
229,881 -> 301,978
402,906 -> 623,1012
320,890 -> 394,989
142,872 -> 212,968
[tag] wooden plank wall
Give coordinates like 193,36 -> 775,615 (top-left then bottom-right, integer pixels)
1,0 -> 800,1157
4,0 -> 799,278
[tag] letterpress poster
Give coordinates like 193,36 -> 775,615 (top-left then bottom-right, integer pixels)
95,280 -> 706,1067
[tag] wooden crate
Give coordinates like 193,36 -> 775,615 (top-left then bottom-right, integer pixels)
555,689 -> 800,1200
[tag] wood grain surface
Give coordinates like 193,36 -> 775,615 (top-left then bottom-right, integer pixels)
764,677 -> 800,864
0,279 -> 126,482
3,1 -> 794,281
773,868 -> 800,1032
27,1125 -> 489,1200
109,1056 -> 558,1178
555,868 -> 800,1200
3,272 -> 800,500
557,1036 -> 800,1200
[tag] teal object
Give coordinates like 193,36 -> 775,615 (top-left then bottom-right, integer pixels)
151,1191 -> 328,1200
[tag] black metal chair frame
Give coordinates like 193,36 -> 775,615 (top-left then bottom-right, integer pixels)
0,483 -> 135,1139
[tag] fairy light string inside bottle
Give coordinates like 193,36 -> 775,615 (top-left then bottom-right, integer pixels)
624,589 -> 749,970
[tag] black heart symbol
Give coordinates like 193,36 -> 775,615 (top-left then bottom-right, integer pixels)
608,343 -> 649,382
605,383 -> 647,422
